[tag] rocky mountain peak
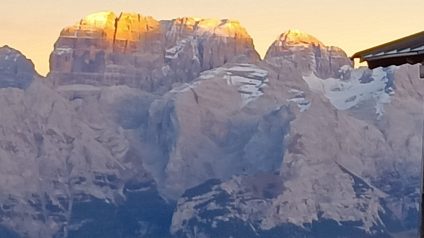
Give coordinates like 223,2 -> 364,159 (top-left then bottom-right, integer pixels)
278,29 -> 325,47
1,45 -> 16,53
57,11 -> 160,52
166,17 -> 251,39
50,12 -> 259,92
265,30 -> 352,78
0,45 -> 36,89
0,45 -> 27,62
79,11 -> 117,29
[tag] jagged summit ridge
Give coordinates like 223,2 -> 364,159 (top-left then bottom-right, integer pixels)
79,11 -> 117,29
278,29 -> 324,46
77,12 -> 252,39
166,17 -> 252,39
265,29 -> 352,78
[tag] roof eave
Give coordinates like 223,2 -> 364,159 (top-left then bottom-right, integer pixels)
351,30 -> 424,60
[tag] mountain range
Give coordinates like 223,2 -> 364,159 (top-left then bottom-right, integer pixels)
0,11 -> 422,238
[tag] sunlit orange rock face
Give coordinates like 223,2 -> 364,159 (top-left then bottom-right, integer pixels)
114,13 -> 161,53
50,12 -> 259,92
51,12 -> 161,74
265,29 -> 352,78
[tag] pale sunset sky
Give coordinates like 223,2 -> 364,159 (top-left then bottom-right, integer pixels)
1,0 -> 423,75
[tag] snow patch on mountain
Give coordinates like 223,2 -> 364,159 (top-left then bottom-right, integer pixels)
287,89 -> 311,112
197,64 -> 269,106
170,63 -> 269,108
303,66 -> 395,118
224,64 -> 269,106
165,37 -> 198,61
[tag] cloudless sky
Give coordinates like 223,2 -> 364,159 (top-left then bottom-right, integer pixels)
1,0 -> 423,75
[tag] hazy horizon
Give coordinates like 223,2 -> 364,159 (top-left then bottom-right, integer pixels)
2,0 -> 424,75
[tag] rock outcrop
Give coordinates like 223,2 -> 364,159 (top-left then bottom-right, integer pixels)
0,45 -> 36,89
265,30 -> 352,78
0,47 -> 172,237
143,63 -> 294,198
49,12 -> 259,93
170,64 -> 423,238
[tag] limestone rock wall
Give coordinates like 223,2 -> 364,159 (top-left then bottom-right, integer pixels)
49,12 -> 260,93
265,30 -> 352,78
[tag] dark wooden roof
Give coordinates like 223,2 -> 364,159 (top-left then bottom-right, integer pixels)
352,31 -> 424,68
